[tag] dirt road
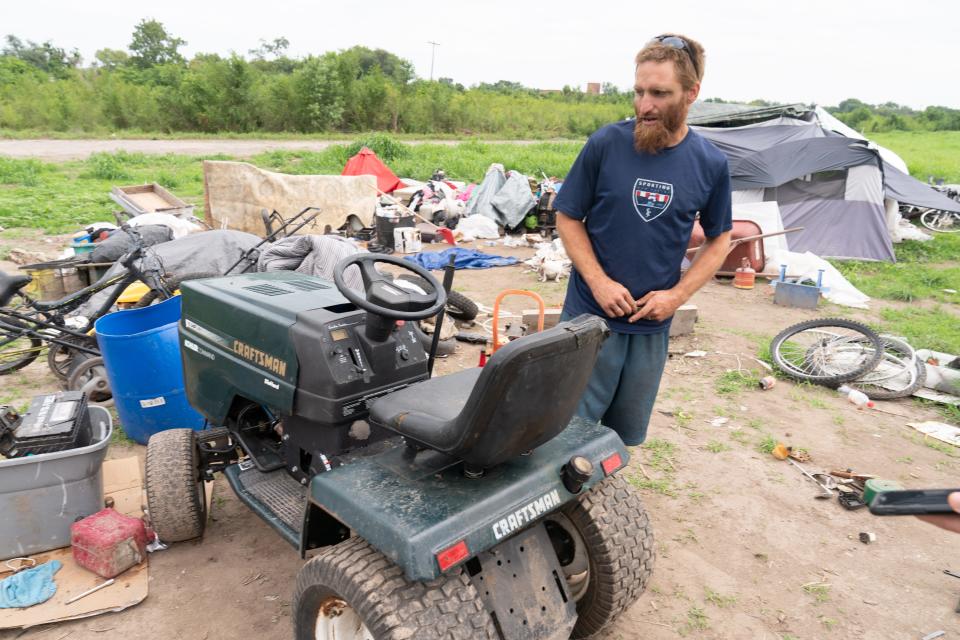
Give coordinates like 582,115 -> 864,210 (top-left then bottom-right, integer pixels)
0,138 -> 538,162
1,232 -> 958,640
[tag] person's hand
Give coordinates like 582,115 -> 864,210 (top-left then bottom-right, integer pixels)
630,288 -> 686,323
917,492 -> 960,534
588,277 -> 636,318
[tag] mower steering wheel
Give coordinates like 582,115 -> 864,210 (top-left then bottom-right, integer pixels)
333,253 -> 447,321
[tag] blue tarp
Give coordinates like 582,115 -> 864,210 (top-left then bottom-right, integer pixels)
0,560 -> 61,608
405,248 -> 519,270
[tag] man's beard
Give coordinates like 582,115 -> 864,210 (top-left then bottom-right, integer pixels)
633,99 -> 686,154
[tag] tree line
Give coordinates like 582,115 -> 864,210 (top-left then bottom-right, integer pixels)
0,20 -> 957,136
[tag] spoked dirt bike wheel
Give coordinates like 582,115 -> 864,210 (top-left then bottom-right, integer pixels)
770,318 -> 883,385
0,318 -> 42,374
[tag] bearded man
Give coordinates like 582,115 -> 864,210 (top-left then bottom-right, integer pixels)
555,34 -> 732,446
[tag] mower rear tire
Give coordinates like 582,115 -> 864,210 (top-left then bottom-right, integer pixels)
294,536 -> 496,640
145,428 -> 207,543
552,475 -> 655,640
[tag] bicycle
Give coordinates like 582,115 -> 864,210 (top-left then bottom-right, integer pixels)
0,225 -> 179,377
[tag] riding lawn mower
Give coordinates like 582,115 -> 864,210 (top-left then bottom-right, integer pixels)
145,253 -> 654,639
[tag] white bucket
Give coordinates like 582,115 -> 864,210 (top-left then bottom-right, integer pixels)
394,227 -> 422,254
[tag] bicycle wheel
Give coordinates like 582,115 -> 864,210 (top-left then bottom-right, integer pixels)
848,336 -> 926,400
0,317 -> 42,375
921,209 -> 960,233
133,272 -> 219,309
770,318 -> 883,385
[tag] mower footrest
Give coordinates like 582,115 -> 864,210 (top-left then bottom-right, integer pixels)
224,462 -> 306,548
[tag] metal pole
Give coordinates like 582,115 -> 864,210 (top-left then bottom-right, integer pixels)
427,41 -> 439,81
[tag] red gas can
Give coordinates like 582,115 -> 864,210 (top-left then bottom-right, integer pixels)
71,508 -> 149,578
733,257 -> 757,289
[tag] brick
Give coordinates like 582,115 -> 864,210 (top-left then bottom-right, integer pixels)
669,304 -> 698,337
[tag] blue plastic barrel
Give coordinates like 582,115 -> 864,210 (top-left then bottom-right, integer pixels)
94,296 -> 205,444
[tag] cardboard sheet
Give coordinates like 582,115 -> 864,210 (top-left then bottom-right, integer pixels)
203,160 -> 377,235
0,457 -> 149,630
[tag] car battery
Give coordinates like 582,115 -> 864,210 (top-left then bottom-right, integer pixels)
71,508 -> 149,579
0,391 -> 92,457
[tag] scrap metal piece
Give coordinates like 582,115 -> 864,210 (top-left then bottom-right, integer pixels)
787,458 -> 834,499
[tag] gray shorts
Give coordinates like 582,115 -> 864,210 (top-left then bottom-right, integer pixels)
562,311 -> 669,446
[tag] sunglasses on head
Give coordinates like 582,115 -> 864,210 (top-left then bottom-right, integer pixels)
647,35 -> 700,80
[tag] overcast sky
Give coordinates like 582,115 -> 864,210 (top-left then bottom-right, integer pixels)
4,0 -> 958,109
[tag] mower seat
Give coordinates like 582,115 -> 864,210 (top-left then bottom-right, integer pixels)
0,272 -> 32,307
368,314 -> 609,471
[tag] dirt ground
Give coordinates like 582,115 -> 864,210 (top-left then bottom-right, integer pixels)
2,232 -> 958,640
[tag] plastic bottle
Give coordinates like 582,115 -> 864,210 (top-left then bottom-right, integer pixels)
837,385 -> 875,409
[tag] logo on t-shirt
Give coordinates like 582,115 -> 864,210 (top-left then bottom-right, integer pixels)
632,178 -> 674,223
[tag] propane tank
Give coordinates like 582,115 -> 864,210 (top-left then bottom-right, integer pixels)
733,257 -> 756,290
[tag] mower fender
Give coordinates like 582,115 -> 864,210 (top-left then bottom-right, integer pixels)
307,418 -> 628,581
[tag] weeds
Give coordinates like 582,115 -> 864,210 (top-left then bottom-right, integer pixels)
757,434 -> 778,454
684,606 -> 710,632
628,476 -> 677,497
0,157 -> 43,186
641,438 -> 678,473
705,440 -> 730,453
802,582 -> 831,604
820,616 -> 838,630
715,370 -> 762,395
704,587 -> 737,608
110,425 -> 134,446
913,397 -> 960,426
728,429 -> 751,445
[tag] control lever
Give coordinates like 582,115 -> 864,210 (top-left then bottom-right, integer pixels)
350,346 -> 370,383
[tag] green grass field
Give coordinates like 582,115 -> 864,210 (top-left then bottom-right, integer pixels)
0,140 -> 585,232
871,131 -> 960,184
0,132 -> 957,352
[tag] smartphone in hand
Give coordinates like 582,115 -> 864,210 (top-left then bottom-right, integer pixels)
869,489 -> 959,516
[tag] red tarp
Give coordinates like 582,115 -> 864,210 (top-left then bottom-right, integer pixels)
341,147 -> 404,194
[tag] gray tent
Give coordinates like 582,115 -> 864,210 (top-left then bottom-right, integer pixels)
687,105 -> 959,262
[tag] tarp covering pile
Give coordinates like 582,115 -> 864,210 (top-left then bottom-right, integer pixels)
257,234 -> 364,290
203,161 -> 376,235
464,164 -> 536,228
78,230 -> 261,316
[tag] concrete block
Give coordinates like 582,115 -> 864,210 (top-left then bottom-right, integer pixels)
522,308 -> 562,332
669,304 -> 698,337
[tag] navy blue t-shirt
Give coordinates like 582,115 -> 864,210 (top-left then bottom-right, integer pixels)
555,120 -> 732,334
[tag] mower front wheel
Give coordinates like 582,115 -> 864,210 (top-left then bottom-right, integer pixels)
294,536 -> 496,640
145,428 -> 207,543
548,474 -> 655,639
